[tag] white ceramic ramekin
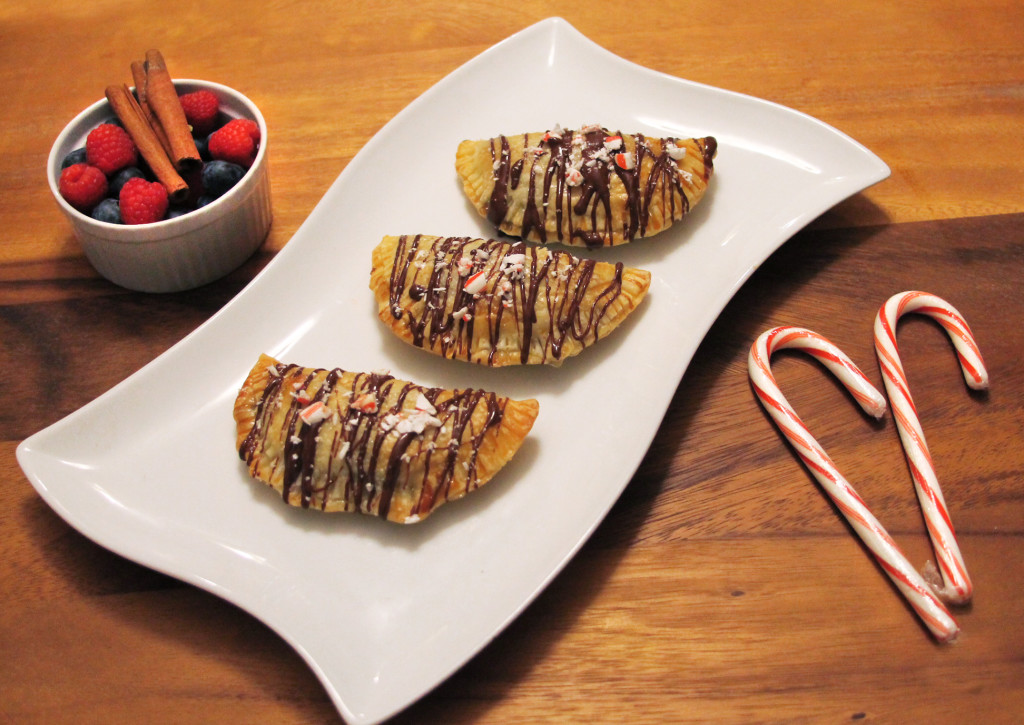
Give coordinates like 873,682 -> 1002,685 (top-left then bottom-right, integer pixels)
47,79 -> 272,293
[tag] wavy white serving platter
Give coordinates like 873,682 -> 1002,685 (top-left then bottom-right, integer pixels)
18,17 -> 888,724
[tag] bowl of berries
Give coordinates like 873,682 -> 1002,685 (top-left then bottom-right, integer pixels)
48,51 -> 272,293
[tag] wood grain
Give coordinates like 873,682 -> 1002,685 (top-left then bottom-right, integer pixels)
2,0 -> 1023,722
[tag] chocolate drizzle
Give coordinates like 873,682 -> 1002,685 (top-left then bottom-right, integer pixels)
487,136 -> 513,226
385,235 -> 626,366
484,126 -> 716,247
240,362 -> 509,520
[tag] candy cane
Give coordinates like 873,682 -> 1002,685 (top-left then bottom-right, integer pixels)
874,292 -> 988,605
749,326 -> 959,642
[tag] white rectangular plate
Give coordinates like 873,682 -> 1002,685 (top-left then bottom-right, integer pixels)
18,17 -> 889,724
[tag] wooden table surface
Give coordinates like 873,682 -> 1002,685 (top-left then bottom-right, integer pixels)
3,1 -> 1023,722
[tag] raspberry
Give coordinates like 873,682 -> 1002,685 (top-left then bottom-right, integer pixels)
58,163 -> 108,212
179,89 -> 220,137
119,177 -> 169,225
86,123 -> 138,175
208,118 -> 260,167
232,118 -> 261,143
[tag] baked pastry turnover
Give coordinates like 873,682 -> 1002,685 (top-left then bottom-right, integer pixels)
235,354 -> 539,523
456,124 -> 716,247
370,234 -> 652,366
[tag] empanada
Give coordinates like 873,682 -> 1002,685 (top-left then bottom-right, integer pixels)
234,353 -> 539,523
456,124 -> 716,247
370,234 -> 651,366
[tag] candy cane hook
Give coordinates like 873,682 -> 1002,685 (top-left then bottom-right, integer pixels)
749,326 -> 959,642
874,291 -> 988,605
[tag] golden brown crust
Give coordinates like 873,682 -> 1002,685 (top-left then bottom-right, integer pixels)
234,354 -> 539,523
456,126 -> 716,247
370,234 -> 651,366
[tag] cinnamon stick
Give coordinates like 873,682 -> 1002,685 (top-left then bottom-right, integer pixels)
130,60 -> 173,159
105,84 -> 189,203
142,49 -> 201,173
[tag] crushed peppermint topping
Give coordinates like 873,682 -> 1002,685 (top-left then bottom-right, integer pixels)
290,435 -> 302,445
396,409 -> 442,434
266,365 -> 281,377
463,270 -> 488,295
295,391 -> 312,406
541,123 -> 564,142
604,135 -> 623,151
565,167 -> 583,186
299,401 -> 328,426
456,256 -> 474,276
615,152 -> 636,170
376,399 -> 444,437
666,142 -> 687,160
474,248 -> 490,261
500,252 -> 527,280
414,392 -> 437,415
581,122 -> 602,133
352,394 -> 378,414
336,441 -> 350,459
452,306 -> 471,321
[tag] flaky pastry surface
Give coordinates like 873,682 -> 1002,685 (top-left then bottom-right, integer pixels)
234,354 -> 539,523
456,125 -> 716,247
370,234 -> 651,366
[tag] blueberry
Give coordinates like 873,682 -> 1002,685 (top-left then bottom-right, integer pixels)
196,194 -> 216,208
90,198 -> 121,224
201,160 -> 246,198
167,207 -> 192,219
110,166 -> 145,196
195,134 -> 210,161
61,147 -> 87,169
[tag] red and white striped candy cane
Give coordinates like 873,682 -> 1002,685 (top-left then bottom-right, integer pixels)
749,326 -> 959,642
874,291 -> 988,605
